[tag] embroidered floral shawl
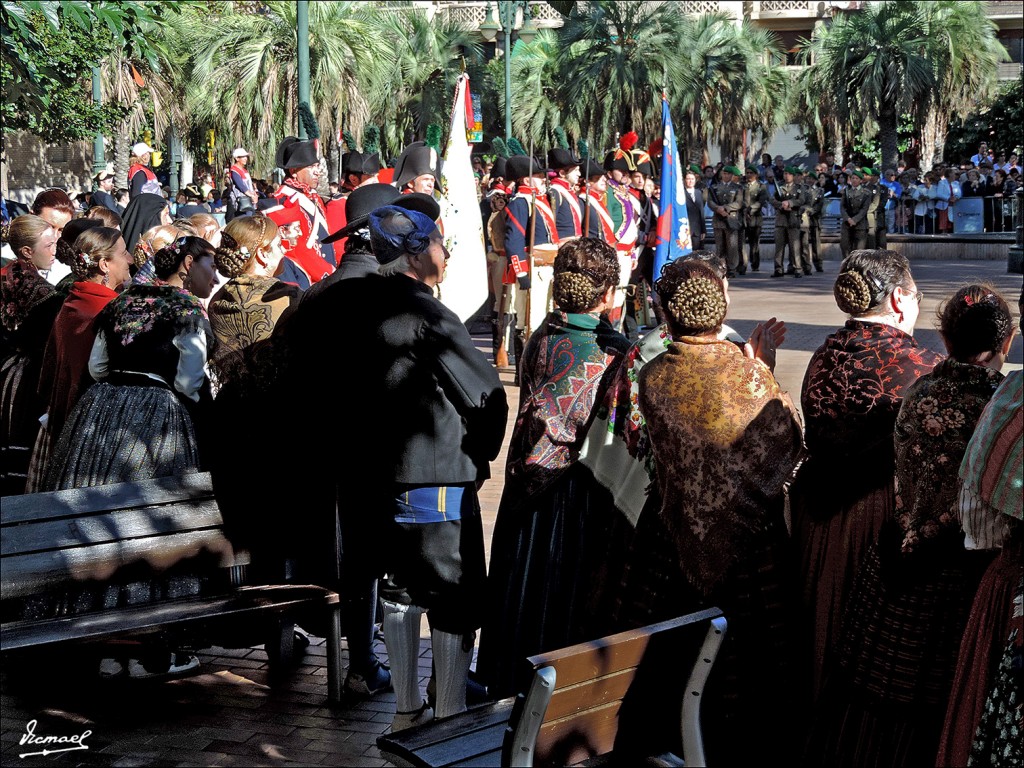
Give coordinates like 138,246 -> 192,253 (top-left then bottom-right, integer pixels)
894,358 -> 1004,553
98,283 -> 211,347
504,311 -> 628,502
1,258 -> 54,333
639,337 -> 803,594
802,320 -> 942,474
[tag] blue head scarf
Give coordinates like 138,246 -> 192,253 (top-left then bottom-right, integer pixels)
367,205 -> 439,264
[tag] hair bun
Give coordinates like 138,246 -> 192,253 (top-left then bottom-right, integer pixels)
553,271 -> 599,312
213,231 -> 251,278
666,276 -> 727,332
833,270 -> 874,315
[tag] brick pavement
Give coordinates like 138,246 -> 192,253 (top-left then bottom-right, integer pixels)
1,258 -> 1019,767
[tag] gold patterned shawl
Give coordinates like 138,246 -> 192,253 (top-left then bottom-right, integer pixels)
638,336 -> 804,594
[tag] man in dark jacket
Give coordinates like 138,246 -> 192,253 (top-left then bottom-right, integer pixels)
291,205 -> 507,732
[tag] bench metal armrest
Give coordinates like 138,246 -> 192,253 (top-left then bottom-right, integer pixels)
504,666 -> 556,768
681,616 -> 728,768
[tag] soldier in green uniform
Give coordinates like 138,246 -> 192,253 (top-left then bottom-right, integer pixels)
802,168 -> 826,273
708,164 -> 745,277
862,167 -> 883,249
867,167 -> 888,249
840,169 -> 871,258
772,165 -> 805,278
742,166 -> 768,272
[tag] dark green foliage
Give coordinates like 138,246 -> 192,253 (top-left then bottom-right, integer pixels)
944,78 -> 1024,161
363,124 -> 380,155
554,126 -> 569,149
492,137 -> 509,158
298,101 -> 320,140
507,137 -> 526,156
426,123 -> 442,151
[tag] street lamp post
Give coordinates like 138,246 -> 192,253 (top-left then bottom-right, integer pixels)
479,2 -> 538,142
91,67 -> 105,175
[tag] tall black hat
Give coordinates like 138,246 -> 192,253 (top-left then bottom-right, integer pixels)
548,147 -> 581,171
506,155 -> 545,181
394,142 -> 440,188
275,136 -> 320,171
323,183 -> 440,243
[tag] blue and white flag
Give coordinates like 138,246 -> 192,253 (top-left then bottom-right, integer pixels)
652,96 -> 692,282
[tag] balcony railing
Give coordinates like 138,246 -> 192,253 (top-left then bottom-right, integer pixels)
984,0 -> 1024,18
435,1 -> 563,29
750,0 -> 830,19
997,62 -> 1023,80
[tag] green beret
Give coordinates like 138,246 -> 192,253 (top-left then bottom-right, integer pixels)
723,165 -> 742,176
852,170 -> 865,179
784,165 -> 800,175
861,167 -> 875,176
688,163 -> 702,174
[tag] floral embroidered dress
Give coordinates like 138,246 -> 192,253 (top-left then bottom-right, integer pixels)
805,358 -> 1003,768
613,335 -> 804,766
45,283 -> 214,490
792,319 -> 942,699
476,310 -> 628,698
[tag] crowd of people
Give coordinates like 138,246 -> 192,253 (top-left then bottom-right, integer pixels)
0,131 -> 1021,767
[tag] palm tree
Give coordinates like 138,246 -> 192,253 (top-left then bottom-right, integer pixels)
180,1 -> 385,175
556,0 -> 687,152
674,16 -> 791,164
917,1 -> 1006,169
365,10 -> 482,159
800,2 -> 935,170
494,29 -> 574,150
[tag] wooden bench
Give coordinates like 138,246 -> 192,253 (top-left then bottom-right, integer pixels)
376,607 -> 727,768
0,472 -> 343,703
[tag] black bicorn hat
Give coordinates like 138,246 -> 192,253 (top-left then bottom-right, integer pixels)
547,147 -> 581,170
275,136 -> 320,171
490,156 -> 507,180
581,158 -> 606,179
603,148 -> 634,174
345,151 -> 382,177
506,155 -> 546,182
631,149 -> 654,177
322,183 -> 440,244
394,142 -> 441,188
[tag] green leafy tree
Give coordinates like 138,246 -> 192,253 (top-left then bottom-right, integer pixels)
800,1 -> 935,169
944,78 -> 1024,163
366,9 -> 482,159
556,0 -> 686,151
181,1 -> 385,174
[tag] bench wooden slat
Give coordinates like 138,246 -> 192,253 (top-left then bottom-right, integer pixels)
536,700 -> 622,765
541,668 -> 634,721
0,584 -> 338,651
1,502 -> 224,557
1,529 -> 233,600
378,699 -> 515,767
451,749 -> 504,767
413,722 -> 512,767
0,473 -> 214,525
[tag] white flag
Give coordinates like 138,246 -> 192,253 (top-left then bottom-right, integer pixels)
439,74 -> 488,324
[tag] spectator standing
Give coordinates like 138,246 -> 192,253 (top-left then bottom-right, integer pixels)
970,142 -> 994,167
127,143 -> 159,200
91,171 -> 122,214
228,148 -> 258,218
880,169 -> 904,235
935,168 -> 962,233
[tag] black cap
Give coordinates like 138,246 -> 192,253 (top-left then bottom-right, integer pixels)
322,184 -> 441,243
345,151 -> 382,177
506,155 -> 545,181
547,147 -> 581,170
275,137 -> 320,170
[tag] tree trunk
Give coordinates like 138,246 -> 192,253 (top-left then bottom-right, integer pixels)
113,129 -> 130,190
878,109 -> 899,172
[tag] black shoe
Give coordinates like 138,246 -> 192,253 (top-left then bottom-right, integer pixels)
785,268 -> 796,275
726,271 -> 737,279
815,264 -> 824,273
737,269 -> 747,276
771,271 -> 784,278
751,266 -> 760,272
794,271 -> 802,278
803,268 -> 812,276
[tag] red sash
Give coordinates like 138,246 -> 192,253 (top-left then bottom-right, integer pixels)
586,191 -> 616,244
549,179 -> 582,236
512,186 -> 559,246
230,163 -> 252,190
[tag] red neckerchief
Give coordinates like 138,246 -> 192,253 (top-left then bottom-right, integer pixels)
128,163 -> 156,181
549,178 -> 582,236
284,177 -> 326,216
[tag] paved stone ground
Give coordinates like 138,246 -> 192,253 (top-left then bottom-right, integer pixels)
1,258 -> 1020,767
